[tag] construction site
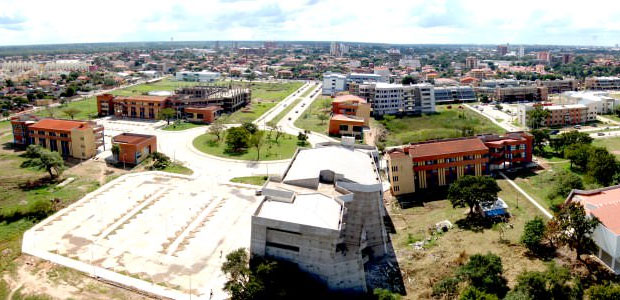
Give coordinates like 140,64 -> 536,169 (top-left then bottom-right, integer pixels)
22,171 -> 261,300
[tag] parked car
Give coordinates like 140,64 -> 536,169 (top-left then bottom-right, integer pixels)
598,132 -> 605,136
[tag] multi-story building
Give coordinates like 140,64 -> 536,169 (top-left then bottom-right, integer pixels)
328,95 -> 370,138
490,85 -> 548,102
497,45 -> 508,56
585,77 -> 620,90
537,79 -> 578,94
563,91 -> 620,114
517,103 -> 589,127
433,86 -> 476,103
175,71 -> 220,82
10,115 -> 104,159
251,142 -> 387,292
347,73 -> 387,84
536,51 -> 551,63
322,72 -> 347,95
351,82 -> 435,116
465,56 -> 478,69
386,132 -> 533,196
111,133 -> 156,165
97,94 -> 169,119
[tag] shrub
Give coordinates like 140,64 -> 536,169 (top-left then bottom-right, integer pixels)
520,217 -> 546,253
432,276 -> 460,299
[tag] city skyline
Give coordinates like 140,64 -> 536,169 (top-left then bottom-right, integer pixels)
1,0 -> 619,47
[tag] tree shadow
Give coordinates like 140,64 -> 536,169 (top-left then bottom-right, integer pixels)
17,176 -> 58,191
454,215 -> 498,233
394,186 -> 449,209
522,244 -> 558,261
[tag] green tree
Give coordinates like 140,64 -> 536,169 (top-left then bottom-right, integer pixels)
208,123 -> 226,142
448,176 -> 501,216
456,253 -> 508,297
459,286 -> 499,300
225,126 -> 250,153
401,75 -> 415,85
547,170 -> 583,202
150,152 -> 171,169
432,276 -> 460,299
587,283 -> 620,300
530,129 -> 549,154
614,105 -> 620,118
158,108 -> 176,125
22,146 -> 65,179
374,288 -> 402,300
520,217 -> 546,253
509,263 -> 582,300
297,131 -> 309,146
242,122 -> 258,134
526,106 -> 551,129
248,131 -> 265,160
62,107 -> 81,120
587,147 -> 618,186
564,143 -> 591,170
548,201 -> 600,260
111,144 -> 120,160
221,248 -> 254,300
317,112 -> 329,125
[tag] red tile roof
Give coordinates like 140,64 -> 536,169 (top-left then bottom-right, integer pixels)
116,95 -> 169,102
330,114 -> 365,123
112,133 -> 155,145
570,186 -> 620,234
29,119 -> 90,132
408,138 -> 488,158
333,95 -> 367,104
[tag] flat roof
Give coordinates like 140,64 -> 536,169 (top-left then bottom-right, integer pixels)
112,133 -> 155,144
331,114 -> 365,122
408,138 -> 488,158
571,186 -> 620,234
29,119 -> 90,131
333,95 -> 367,103
115,95 -> 169,102
284,146 -> 379,185
185,106 -> 221,112
257,194 -> 342,230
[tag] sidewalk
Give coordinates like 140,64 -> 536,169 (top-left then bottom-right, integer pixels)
499,171 -> 553,219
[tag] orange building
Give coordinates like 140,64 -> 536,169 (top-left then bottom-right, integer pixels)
328,95 -> 371,138
112,133 -> 157,165
97,94 -> 170,119
184,106 -> 221,124
10,115 -> 104,159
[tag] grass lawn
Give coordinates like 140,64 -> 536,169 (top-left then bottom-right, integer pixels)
375,105 -> 504,146
161,162 -> 193,175
294,96 -> 332,134
271,97 -> 302,125
390,179 -> 547,298
230,175 -> 268,186
110,78 -> 203,96
33,97 -> 98,120
193,130 -> 299,161
217,81 -> 303,124
594,136 -> 620,158
161,121 -> 205,131
601,114 -> 620,123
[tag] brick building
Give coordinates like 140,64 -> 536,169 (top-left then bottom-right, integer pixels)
10,115 -> 104,159
184,106 -> 221,124
517,103 -> 589,127
112,133 -> 157,165
328,95 -> 370,138
97,94 -> 169,119
386,132 -> 533,196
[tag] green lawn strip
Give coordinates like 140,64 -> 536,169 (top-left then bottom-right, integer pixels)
270,97 -> 303,125
594,136 -> 620,158
193,131 -> 298,161
294,96 -> 332,134
33,97 -> 98,120
230,175 -> 269,186
376,105 -> 505,147
161,121 -> 205,131
162,163 -> 194,175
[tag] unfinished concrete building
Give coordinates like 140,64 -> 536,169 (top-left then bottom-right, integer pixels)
172,85 -> 251,113
251,142 -> 388,292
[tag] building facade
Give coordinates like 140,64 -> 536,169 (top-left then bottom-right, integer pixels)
97,94 -> 169,119
328,95 -> 371,138
351,82 -> 435,116
10,115 -> 104,159
585,77 -> 620,90
386,132 -> 533,196
322,73 -> 347,95
251,143 -> 388,292
184,106 -> 221,123
433,86 -> 477,103
517,103 -> 589,127
112,133 -> 157,165
537,79 -> 578,94
175,71 -> 221,82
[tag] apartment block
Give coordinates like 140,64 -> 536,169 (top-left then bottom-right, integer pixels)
517,103 -> 589,127
477,85 -> 548,102
251,143 -> 387,292
328,95 -> 370,138
537,79 -> 578,94
351,82 -> 435,116
173,85 -> 251,113
465,56 -> 478,69
563,91 -> 620,114
585,77 -> 620,90
386,132 -> 533,196
175,71 -> 220,82
322,73 -> 347,95
112,133 -> 156,165
97,94 -> 169,119
10,115 -> 104,159
433,86 -> 476,103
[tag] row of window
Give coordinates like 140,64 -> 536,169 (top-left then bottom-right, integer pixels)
30,130 -> 68,138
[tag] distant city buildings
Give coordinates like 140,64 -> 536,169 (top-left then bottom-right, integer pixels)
497,45 -> 508,56
175,71 -> 221,82
465,56 -> 478,69
585,76 -> 620,90
251,143 -> 388,292
536,51 -> 551,63
386,132 -> 533,196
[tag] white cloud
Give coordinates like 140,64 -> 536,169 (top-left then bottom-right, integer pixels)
0,0 -> 619,46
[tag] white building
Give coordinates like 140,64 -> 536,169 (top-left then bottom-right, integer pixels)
348,73 -> 386,84
175,71 -> 221,82
517,103 -> 591,127
566,185 -> 620,274
357,82 -> 435,116
322,73 -> 347,95
399,57 -> 421,68
563,91 -> 620,114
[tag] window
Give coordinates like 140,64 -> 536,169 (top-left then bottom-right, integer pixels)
393,176 -> 398,182
394,186 -> 400,192
392,165 -> 398,172
49,132 -> 56,137
266,241 -> 299,252
38,131 -> 45,135
60,133 -> 68,138
339,124 -> 348,131
38,138 -> 46,147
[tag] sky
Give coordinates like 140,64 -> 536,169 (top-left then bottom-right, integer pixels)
0,0 -> 619,47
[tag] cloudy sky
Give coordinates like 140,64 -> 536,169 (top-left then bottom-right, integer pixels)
0,0 -> 619,46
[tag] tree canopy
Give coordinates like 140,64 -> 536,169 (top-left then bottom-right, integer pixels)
548,201 -> 600,260
448,175 -> 500,216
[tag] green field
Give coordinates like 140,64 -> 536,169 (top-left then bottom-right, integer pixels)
376,105 -> 505,146
193,130 -> 299,161
230,175 -> 268,186
161,162 -> 193,175
33,97 -> 98,120
110,78 -> 203,96
594,136 -> 620,158
217,82 -> 304,124
294,96 -> 332,134
161,121 -> 205,131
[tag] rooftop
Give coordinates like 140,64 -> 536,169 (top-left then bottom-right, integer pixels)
112,133 -> 155,144
569,185 -> 620,234
331,114 -> 365,122
256,193 -> 343,230
333,94 -> 367,104
29,119 -> 91,131
115,95 -> 169,102
407,138 -> 488,158
283,145 -> 379,186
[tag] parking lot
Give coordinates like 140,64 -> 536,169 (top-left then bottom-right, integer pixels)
23,172 -> 261,299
